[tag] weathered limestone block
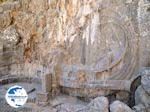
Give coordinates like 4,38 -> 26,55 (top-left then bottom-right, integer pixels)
42,73 -> 52,93
133,104 -> 147,112
110,101 -> 134,112
36,92 -> 49,105
56,96 -> 109,112
133,68 -> 150,111
141,72 -> 150,95
40,107 -> 57,112
87,97 -> 109,112
36,73 -> 52,105
135,86 -> 150,109
116,91 -> 130,104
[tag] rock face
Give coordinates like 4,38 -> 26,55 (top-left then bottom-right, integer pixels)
0,1 -> 150,112
141,72 -> 150,95
135,86 -> 150,108
0,0 -> 142,97
57,0 -> 139,97
0,26 -> 20,46
133,67 -> 150,112
134,72 -> 150,112
87,97 -> 109,112
110,101 -> 134,112
50,96 -> 108,112
133,104 -> 147,112
0,25 -> 22,76
0,0 -> 149,103
138,0 -> 150,67
0,1 -> 138,70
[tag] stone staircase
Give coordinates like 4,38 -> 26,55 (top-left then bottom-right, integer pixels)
0,46 -> 11,77
0,44 -> 23,77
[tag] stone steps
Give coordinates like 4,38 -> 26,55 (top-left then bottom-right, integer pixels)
0,50 -> 23,67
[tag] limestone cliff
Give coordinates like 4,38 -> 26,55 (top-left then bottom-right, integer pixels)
0,0 -> 149,96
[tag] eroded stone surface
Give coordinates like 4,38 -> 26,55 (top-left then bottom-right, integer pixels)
0,25 -> 20,46
0,11 -> 11,29
110,101 -> 134,112
0,1 -> 149,111
0,0 -> 141,93
138,0 -> 150,67
141,73 -> 150,95
87,97 -> 109,112
132,104 -> 147,112
135,86 -> 150,109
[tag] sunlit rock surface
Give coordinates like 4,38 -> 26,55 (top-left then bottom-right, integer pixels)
0,0 -> 150,112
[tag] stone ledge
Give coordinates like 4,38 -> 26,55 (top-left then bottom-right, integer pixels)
36,92 -> 50,106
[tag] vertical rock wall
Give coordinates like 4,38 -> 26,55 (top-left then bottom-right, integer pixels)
0,0 -> 149,86
138,0 -> 150,67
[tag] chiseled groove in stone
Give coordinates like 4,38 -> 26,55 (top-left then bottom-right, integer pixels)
0,76 -> 40,85
60,78 -> 131,91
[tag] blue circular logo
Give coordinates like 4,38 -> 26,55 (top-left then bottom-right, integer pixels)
5,85 -> 28,108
